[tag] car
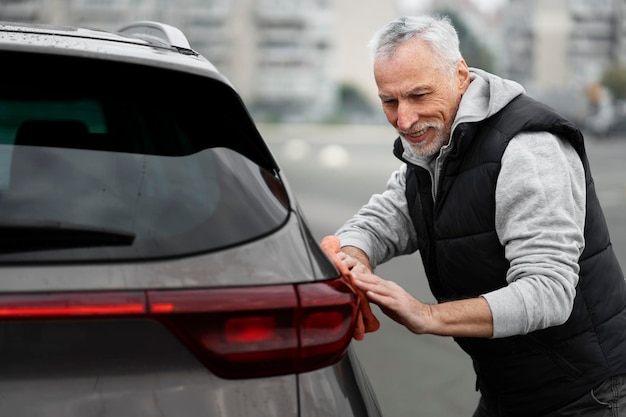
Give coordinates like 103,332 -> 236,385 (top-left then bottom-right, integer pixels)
0,20 -> 383,417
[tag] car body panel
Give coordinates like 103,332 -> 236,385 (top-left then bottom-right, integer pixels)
0,318 -> 300,417
0,21 -> 227,85
0,215 -> 333,292
0,318 -> 378,417
300,347 -> 384,417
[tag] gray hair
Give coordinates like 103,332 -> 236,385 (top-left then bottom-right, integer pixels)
368,15 -> 463,74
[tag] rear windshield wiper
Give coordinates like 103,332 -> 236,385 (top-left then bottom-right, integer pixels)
0,221 -> 135,252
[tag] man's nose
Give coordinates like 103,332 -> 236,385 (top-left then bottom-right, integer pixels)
396,101 -> 418,132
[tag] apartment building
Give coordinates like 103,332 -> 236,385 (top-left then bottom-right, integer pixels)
2,0 -> 339,122
502,0 -> 625,122
2,0 -> 625,122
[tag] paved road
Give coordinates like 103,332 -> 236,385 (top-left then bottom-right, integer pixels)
260,123 -> 626,417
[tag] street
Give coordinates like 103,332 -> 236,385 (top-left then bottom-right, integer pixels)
259,123 -> 626,417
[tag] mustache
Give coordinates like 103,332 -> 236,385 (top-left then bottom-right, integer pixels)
397,121 -> 443,136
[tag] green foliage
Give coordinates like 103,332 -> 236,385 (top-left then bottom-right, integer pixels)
338,83 -> 373,113
435,8 -> 496,73
323,83 -> 379,123
601,63 -> 626,101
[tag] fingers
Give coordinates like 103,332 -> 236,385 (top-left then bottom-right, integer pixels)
351,272 -> 424,333
351,272 -> 410,310
337,251 -> 370,273
351,272 -> 386,296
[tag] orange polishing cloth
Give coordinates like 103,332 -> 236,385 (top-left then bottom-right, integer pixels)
320,235 -> 380,340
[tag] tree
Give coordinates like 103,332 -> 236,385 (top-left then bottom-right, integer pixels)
601,63 -> 626,101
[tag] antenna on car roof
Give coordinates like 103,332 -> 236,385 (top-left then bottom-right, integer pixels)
118,21 -> 197,55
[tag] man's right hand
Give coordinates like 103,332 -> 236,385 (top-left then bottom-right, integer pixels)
338,245 -> 373,274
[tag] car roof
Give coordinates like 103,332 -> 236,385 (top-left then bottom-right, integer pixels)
0,20 -> 232,87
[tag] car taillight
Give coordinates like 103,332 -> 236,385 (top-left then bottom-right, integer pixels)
0,278 -> 358,379
0,291 -> 146,317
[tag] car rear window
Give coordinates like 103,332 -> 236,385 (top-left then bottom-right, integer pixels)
0,51 -> 289,263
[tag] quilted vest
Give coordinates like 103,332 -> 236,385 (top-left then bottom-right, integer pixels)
394,94 -> 626,416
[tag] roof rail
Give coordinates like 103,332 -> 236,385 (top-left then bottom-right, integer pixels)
118,21 -> 197,55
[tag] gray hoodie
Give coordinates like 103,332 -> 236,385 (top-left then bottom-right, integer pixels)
335,68 -> 586,338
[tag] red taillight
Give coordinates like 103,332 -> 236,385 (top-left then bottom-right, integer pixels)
0,278 -> 359,379
0,291 -> 146,317
147,285 -> 300,378
298,279 -> 358,370
224,316 -> 277,343
148,279 -> 358,378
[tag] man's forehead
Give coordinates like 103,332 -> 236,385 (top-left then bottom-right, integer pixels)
378,37 -> 435,61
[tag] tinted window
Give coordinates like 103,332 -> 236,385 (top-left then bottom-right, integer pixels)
0,52 -> 289,262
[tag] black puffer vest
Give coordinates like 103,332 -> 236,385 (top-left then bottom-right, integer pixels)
394,94 -> 626,416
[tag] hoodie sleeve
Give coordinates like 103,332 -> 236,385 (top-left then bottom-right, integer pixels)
483,131 -> 586,338
335,163 -> 419,268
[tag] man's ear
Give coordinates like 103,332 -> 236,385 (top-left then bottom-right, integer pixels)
456,59 -> 471,90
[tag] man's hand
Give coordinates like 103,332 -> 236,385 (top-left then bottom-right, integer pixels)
338,245 -> 373,274
320,237 -> 380,338
351,271 -> 494,338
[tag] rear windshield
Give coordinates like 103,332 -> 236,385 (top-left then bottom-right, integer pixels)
0,51 -> 289,263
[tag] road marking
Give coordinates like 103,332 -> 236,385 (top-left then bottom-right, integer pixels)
279,139 -> 350,169
318,144 -> 349,169
281,138 -> 310,161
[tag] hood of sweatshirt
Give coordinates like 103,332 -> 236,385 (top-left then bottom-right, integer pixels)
400,68 -> 526,167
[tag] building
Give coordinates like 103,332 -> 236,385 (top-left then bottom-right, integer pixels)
503,0 -> 625,123
2,0 -> 343,122
2,0 -> 625,123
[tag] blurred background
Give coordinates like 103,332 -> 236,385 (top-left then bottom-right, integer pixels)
2,1 -> 626,415
1,0 -> 625,134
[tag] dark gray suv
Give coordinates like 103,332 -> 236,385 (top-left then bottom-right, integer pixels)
0,20 -> 382,417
